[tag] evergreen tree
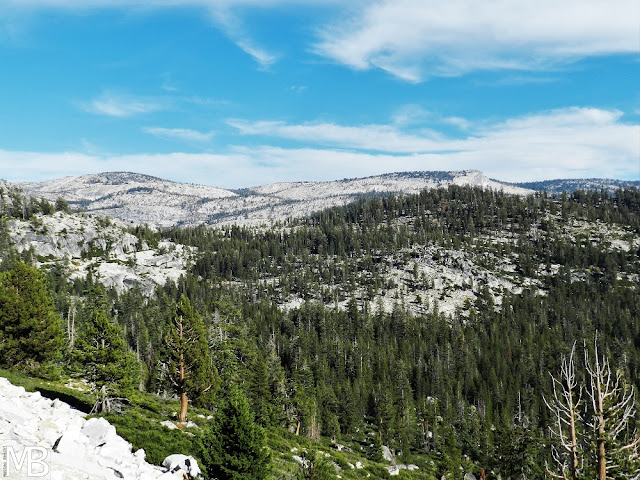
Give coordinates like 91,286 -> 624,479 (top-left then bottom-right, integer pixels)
296,449 -> 335,480
0,261 -> 64,373
199,386 -> 270,480
165,295 -> 220,422
72,308 -> 138,413
247,352 -> 273,426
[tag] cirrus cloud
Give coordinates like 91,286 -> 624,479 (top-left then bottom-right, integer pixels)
314,0 -> 640,80
143,127 -> 215,143
83,92 -> 163,117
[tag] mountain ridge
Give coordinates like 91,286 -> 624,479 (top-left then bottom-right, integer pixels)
10,170 -> 638,228
13,170 -> 531,227
512,177 -> 640,194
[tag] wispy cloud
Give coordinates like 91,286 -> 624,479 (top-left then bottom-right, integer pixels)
3,0 -> 288,66
228,107 -> 639,181
143,127 -> 215,142
392,105 -> 470,130
208,7 -> 278,67
314,0 -> 640,81
160,73 -> 179,92
228,119 -> 447,152
3,106 -> 636,188
391,105 -> 432,126
10,0 -> 635,80
83,92 -> 162,117
234,39 -> 277,66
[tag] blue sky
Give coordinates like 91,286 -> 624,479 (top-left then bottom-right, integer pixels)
0,1 -> 638,188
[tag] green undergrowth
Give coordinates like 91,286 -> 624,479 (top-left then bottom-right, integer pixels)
100,409 -> 200,466
1,369 -> 441,479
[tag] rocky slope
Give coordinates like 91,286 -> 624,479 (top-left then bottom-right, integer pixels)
6,212 -> 195,295
15,170 -> 533,227
0,377 -> 186,480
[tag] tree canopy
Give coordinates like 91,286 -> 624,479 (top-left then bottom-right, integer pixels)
0,261 -> 64,372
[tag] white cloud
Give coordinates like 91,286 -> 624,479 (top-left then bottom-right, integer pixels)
83,92 -> 162,117
9,0 -> 635,79
314,0 -> 640,80
228,119 -> 448,152
143,127 -> 215,142
2,107 -> 637,188
208,7 -> 278,67
234,39 -> 277,66
392,105 -> 471,130
392,105 -> 431,126
228,107 -> 639,181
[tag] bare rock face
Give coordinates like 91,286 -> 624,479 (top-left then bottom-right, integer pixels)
6,212 -> 195,295
0,377 -> 197,480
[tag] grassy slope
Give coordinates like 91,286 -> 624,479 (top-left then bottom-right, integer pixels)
0,370 -> 444,479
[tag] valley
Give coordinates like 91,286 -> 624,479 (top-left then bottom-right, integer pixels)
0,171 -> 639,479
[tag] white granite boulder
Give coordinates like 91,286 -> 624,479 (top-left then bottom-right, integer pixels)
0,376 -> 200,480
162,454 -> 202,479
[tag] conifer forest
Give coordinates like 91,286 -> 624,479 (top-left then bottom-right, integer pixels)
1,184 -> 639,479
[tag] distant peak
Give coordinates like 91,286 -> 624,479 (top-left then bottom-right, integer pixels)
86,172 -> 168,184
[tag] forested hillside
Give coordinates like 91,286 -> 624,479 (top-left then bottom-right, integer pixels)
1,184 -> 639,479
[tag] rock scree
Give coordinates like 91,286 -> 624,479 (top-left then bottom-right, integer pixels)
0,377 -> 196,479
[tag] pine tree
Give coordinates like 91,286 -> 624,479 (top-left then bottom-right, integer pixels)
0,261 -> 64,373
72,308 -> 138,413
199,386 -> 270,480
247,352 -> 273,426
165,295 -> 220,422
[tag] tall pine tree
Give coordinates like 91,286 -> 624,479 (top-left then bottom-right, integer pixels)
165,295 -> 220,422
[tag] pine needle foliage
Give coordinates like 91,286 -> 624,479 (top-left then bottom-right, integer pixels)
165,295 -> 220,422
199,386 -> 270,480
0,261 -> 64,373
72,308 -> 139,413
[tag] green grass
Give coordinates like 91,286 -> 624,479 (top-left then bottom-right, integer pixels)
0,368 -> 439,479
100,409 -> 200,466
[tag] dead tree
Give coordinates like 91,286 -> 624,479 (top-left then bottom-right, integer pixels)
584,340 -> 640,480
544,343 -> 583,480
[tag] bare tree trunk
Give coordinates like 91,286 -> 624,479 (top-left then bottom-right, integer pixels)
569,395 -> 579,480
594,365 -> 606,480
67,302 -> 76,350
544,343 -> 582,480
98,384 -> 110,413
179,391 -> 188,423
585,335 -> 640,480
310,414 -> 318,440
178,317 -> 188,423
